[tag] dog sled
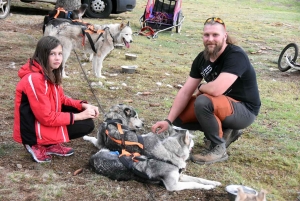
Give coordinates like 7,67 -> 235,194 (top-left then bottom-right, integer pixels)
139,0 -> 184,38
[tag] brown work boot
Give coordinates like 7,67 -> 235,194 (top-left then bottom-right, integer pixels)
223,129 -> 243,148
191,143 -> 228,165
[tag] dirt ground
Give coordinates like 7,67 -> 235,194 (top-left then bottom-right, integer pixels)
1,2 -> 300,201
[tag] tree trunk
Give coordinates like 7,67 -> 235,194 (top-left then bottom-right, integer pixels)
55,0 -> 81,10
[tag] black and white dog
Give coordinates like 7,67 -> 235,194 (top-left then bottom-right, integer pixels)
43,4 -> 88,33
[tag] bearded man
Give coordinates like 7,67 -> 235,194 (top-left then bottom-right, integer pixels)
151,17 -> 261,165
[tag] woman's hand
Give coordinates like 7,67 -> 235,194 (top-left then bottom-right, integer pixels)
151,121 -> 169,134
74,103 -> 99,120
82,103 -> 99,117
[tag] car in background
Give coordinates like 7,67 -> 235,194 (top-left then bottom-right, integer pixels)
83,0 -> 136,18
0,0 -> 136,19
0,0 -> 11,19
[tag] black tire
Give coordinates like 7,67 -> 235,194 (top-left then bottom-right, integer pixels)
175,10 -> 183,33
83,0 -> 112,18
278,43 -> 298,72
0,0 -> 11,19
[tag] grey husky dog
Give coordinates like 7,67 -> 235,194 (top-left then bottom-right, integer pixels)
44,19 -> 133,78
83,104 -> 221,191
83,104 -> 144,152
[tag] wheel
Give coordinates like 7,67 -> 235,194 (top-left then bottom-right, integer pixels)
175,10 -> 183,33
83,0 -> 112,18
0,0 -> 11,19
278,43 -> 298,72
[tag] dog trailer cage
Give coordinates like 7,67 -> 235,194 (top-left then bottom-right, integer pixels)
139,0 -> 184,38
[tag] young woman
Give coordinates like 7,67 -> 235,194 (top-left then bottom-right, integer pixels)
13,36 -> 99,163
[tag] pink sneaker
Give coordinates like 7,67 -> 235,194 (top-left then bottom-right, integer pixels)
46,143 -> 74,156
25,144 -> 52,163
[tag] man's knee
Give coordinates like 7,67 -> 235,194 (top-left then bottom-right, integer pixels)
194,95 -> 213,112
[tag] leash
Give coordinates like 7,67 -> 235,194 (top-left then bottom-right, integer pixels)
73,49 -> 106,115
139,26 -> 155,37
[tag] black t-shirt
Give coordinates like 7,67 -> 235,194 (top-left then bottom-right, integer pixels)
190,44 -> 261,116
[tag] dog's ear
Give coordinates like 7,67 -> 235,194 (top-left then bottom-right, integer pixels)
184,131 -> 190,145
120,21 -> 126,29
79,4 -> 88,13
123,108 -> 131,117
77,4 -> 88,19
167,125 -> 176,136
110,105 -> 120,112
126,21 -> 130,27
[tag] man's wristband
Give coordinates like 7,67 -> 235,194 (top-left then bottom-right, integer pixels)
164,119 -> 172,126
198,83 -> 203,91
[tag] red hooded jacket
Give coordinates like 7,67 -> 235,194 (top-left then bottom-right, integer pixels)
13,59 -> 84,145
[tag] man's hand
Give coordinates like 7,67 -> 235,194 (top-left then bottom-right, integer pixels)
151,121 -> 169,134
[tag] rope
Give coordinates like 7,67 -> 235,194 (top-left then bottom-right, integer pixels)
73,49 -> 106,115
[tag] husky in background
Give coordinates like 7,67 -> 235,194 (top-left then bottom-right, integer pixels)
43,4 -> 88,33
44,19 -> 133,78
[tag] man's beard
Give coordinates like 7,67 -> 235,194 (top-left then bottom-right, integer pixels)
203,39 -> 224,61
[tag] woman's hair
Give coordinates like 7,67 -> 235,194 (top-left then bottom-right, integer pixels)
30,36 -> 63,84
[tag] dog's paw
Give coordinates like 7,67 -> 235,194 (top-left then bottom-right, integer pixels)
83,136 -> 95,141
211,181 -> 222,187
83,136 -> 90,141
203,185 -> 216,190
178,161 -> 187,169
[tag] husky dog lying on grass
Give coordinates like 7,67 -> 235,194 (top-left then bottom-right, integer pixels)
83,104 -> 221,191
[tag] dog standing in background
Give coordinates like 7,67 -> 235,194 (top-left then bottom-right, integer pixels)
43,4 -> 88,33
44,20 -> 133,78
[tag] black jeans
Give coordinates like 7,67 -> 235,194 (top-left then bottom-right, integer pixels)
173,95 -> 256,147
62,105 -> 95,139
